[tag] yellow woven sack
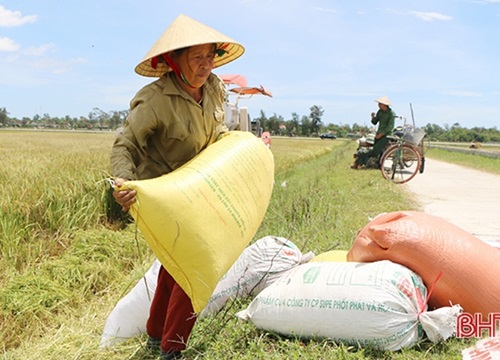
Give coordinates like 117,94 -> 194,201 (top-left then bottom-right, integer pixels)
121,131 -> 274,313
310,250 -> 348,262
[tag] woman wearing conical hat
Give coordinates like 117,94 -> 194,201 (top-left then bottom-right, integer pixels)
110,14 -> 244,359
352,96 -> 396,169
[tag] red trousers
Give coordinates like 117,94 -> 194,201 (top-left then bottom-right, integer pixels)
146,265 -> 197,352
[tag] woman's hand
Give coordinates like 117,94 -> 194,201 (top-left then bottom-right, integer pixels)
112,178 -> 136,212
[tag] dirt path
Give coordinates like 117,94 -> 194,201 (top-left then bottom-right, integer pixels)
403,157 -> 500,247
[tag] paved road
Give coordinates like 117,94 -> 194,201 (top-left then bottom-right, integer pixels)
403,157 -> 500,247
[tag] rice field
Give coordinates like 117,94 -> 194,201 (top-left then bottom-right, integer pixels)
0,130 -> 480,359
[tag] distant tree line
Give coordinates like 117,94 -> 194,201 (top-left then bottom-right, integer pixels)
1,105 -> 499,143
0,107 -> 128,131
256,106 -> 500,143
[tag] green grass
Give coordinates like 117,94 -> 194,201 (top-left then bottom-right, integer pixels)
0,131 -> 488,359
425,146 -> 500,175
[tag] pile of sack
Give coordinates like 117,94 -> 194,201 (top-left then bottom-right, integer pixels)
101,211 -> 500,351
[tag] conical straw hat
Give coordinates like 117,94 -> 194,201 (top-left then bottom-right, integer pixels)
135,14 -> 245,77
375,96 -> 391,106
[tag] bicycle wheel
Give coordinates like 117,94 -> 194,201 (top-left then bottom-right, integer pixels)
380,144 -> 421,184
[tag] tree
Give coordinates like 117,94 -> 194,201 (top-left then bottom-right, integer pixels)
288,112 -> 301,136
267,113 -> 283,135
254,110 -> 268,131
109,110 -> 128,129
424,123 -> 445,141
88,107 -> 111,129
309,105 -> 324,135
301,115 -> 312,136
0,107 -> 8,126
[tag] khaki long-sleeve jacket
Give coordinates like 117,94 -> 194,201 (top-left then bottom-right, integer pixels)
111,72 -> 227,180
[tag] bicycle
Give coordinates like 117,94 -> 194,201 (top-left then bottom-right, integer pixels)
379,120 -> 425,184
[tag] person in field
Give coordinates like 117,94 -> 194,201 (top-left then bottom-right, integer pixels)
109,14 -> 244,360
352,96 -> 396,169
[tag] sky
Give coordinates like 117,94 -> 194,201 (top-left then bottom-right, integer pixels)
1,0 -> 500,129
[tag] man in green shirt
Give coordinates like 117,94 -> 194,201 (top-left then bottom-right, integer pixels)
353,96 -> 396,169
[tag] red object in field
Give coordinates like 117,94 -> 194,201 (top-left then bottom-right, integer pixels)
261,131 -> 271,147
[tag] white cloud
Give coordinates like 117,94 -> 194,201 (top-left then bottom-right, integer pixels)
23,43 -> 57,56
0,36 -> 20,52
30,56 -> 87,74
410,11 -> 453,22
0,5 -> 37,27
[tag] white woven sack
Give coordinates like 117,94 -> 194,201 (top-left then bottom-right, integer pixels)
100,260 -> 161,347
200,236 -> 313,318
237,260 -> 459,351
